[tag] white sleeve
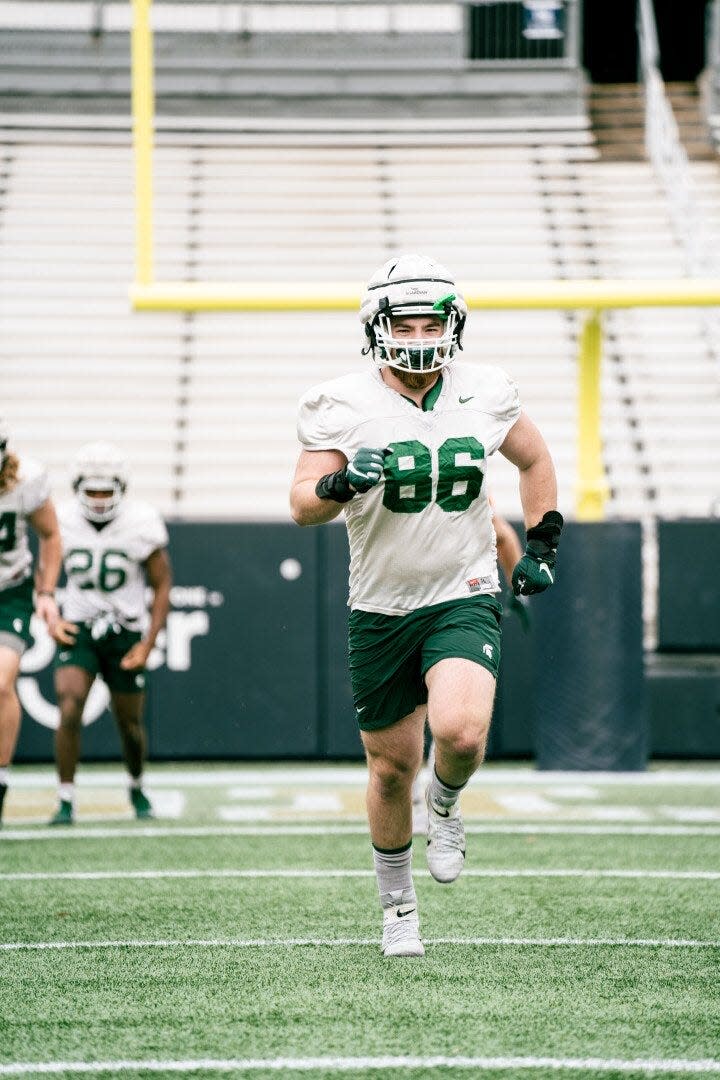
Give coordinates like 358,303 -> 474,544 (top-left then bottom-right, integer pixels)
486,368 -> 521,454
21,464 -> 52,515
135,510 -> 169,562
297,388 -> 354,457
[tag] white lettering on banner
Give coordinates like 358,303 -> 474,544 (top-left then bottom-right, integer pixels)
19,588 -> 218,729
164,611 -> 210,672
17,676 -> 111,731
20,616 -> 57,673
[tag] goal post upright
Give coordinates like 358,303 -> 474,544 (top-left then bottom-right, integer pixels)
131,0 -> 155,287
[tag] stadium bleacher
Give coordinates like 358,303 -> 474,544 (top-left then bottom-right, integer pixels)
1,125 -> 718,523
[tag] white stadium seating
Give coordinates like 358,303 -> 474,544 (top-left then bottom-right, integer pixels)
1,124 -> 718,521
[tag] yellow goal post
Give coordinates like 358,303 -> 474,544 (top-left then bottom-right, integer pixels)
129,0 -> 720,522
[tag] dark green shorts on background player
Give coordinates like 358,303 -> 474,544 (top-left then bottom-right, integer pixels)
55,624 -> 147,695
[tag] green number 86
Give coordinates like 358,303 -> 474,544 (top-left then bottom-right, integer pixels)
382,437 -> 485,514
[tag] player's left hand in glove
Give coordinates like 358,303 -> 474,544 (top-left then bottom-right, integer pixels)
512,510 -> 564,596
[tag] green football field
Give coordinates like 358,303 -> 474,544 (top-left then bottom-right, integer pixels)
1,762 -> 719,1079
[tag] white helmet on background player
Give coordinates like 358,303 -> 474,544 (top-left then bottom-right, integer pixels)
71,442 -> 128,523
359,254 -> 468,373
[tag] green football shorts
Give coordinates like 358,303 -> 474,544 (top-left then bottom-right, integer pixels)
0,575 -> 35,653
348,594 -> 503,732
55,623 -> 147,694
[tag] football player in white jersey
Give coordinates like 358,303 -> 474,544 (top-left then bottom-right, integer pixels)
291,255 -> 563,958
48,443 -> 172,825
0,420 -> 67,825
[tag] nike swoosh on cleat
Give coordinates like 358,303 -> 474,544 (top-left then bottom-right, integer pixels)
538,562 -> 554,582
430,804 -> 450,817
397,907 -> 417,918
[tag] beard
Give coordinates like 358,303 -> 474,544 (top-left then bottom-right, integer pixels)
392,368 -> 440,392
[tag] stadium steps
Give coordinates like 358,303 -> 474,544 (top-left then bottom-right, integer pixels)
589,81 -> 717,162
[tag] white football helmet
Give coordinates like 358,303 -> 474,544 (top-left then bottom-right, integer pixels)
359,254 -> 468,373
71,442 -> 128,523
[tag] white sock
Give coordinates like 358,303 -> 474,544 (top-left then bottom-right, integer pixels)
428,766 -> 467,813
58,782 -> 74,804
373,841 -> 416,909
128,775 -> 143,790
0,767 -> 9,787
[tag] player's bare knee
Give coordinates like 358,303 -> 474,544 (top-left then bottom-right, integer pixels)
56,693 -> 85,730
368,752 -> 416,800
436,725 -> 486,765
0,678 -> 17,702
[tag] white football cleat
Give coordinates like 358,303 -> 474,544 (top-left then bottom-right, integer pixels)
425,786 -> 466,883
382,895 -> 425,958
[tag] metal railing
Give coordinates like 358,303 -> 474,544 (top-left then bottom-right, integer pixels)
638,0 -> 718,276
637,0 -> 720,376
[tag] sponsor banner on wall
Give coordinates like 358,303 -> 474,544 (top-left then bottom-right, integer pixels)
15,523 -> 321,762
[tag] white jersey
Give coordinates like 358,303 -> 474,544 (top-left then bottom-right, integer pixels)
57,497 -> 168,629
0,457 -> 51,592
297,362 -> 521,615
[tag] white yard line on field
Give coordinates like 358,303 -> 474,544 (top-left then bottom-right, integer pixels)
1,935 -> 719,952
2,1055 -> 720,1075
7,766 -> 720,789
2,868 -> 720,881
3,822 -> 720,840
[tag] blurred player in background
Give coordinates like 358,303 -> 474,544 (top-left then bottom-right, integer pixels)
489,494 -> 532,630
291,254 -> 562,957
48,442 -> 172,825
0,420 -> 67,826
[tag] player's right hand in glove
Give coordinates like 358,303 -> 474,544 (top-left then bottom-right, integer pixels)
315,447 -> 389,503
512,510 -> 564,596
345,447 -> 387,493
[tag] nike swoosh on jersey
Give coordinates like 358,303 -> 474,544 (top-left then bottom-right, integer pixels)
459,395 -> 474,404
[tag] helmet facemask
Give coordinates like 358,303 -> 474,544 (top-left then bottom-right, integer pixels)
75,476 -> 126,523
371,306 -> 461,374
71,442 -> 129,523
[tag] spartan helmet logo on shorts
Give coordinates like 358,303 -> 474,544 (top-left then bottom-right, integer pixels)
71,441 -> 129,523
359,254 -> 468,374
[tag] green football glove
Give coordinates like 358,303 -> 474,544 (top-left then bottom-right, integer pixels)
506,592 -> 532,632
315,447 -> 388,503
512,510 -> 564,596
345,447 -> 387,493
